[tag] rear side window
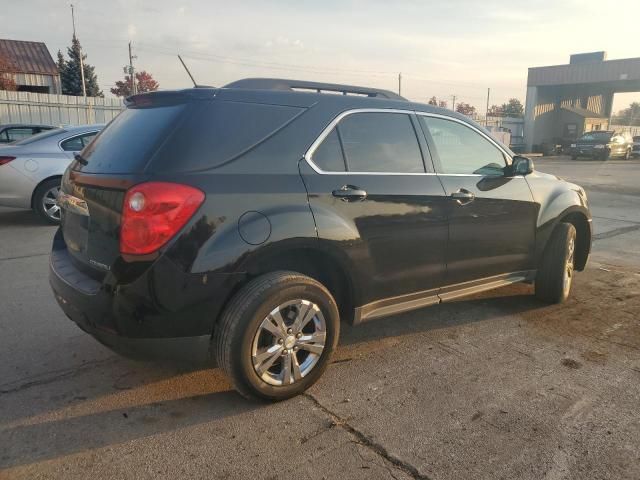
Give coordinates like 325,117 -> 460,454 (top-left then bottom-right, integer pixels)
5,128 -> 35,142
312,129 -> 346,172
151,101 -> 304,172
310,112 -> 425,173
61,132 -> 97,151
79,105 -> 186,173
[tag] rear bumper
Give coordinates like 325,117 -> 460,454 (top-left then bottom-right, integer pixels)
49,228 -> 243,364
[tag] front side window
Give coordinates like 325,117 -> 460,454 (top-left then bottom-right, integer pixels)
419,116 -> 506,176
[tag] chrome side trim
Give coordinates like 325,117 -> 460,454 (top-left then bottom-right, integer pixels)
57,192 -> 89,217
354,288 -> 441,325
303,108 -> 514,176
437,270 -> 535,302
304,108 -> 435,176
353,270 -> 535,325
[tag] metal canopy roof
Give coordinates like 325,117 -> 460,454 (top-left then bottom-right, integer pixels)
528,56 -> 640,87
0,39 -> 58,76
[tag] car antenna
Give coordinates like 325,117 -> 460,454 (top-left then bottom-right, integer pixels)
178,54 -> 199,87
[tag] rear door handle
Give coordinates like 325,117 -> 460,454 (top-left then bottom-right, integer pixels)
332,185 -> 367,202
451,188 -> 475,205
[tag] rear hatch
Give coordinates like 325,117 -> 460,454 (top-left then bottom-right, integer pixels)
59,93 -> 192,277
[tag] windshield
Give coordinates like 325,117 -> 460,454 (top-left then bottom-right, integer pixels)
12,128 -> 64,145
578,132 -> 612,142
634,136 -> 640,142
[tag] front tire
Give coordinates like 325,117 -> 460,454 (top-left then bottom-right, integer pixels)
214,271 -> 340,401
535,223 -> 576,304
33,178 -> 62,225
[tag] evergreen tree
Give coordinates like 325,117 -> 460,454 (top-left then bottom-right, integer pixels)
59,36 -> 102,97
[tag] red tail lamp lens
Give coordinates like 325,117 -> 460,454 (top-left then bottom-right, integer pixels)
0,156 -> 16,166
120,182 -> 205,255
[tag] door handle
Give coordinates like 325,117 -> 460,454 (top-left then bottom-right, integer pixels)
451,188 -> 475,205
332,185 -> 367,202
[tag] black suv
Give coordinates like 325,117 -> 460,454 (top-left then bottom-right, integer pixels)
569,130 -> 633,160
50,78 -> 592,400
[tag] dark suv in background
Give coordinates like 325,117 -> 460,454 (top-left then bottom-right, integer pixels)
50,78 -> 592,400
569,130 -> 633,160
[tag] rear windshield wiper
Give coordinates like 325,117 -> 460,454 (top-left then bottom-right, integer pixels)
74,153 -> 88,166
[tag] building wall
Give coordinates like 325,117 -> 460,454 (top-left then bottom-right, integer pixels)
0,90 -> 123,126
8,72 -> 61,94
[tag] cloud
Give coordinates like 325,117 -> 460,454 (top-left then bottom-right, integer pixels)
127,24 -> 137,38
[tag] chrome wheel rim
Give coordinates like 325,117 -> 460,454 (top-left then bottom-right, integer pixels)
563,236 -> 575,294
42,186 -> 61,221
251,299 -> 326,386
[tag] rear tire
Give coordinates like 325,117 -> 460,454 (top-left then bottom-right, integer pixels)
535,223 -> 576,304
33,178 -> 62,225
214,271 -> 340,401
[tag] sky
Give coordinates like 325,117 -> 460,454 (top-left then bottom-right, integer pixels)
3,0 -> 639,111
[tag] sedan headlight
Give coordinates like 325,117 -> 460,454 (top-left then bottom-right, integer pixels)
570,143 -> 576,148
594,144 -> 605,149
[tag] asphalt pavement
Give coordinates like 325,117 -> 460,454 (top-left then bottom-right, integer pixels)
1,157 -> 639,479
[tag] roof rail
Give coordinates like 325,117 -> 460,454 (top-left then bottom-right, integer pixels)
224,78 -> 406,101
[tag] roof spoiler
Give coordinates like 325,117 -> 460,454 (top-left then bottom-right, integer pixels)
224,78 -> 407,101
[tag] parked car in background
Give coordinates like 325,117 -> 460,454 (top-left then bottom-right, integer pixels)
569,130 -> 633,160
0,124 -> 104,223
632,136 -> 640,158
49,79 -> 592,401
0,123 -> 56,144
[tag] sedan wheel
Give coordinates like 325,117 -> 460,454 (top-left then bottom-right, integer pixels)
42,186 -> 61,221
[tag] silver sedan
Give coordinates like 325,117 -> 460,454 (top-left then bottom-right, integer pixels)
0,125 -> 104,223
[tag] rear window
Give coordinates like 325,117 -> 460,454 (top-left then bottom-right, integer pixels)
150,100 -> 304,173
12,128 -> 64,145
78,105 -> 186,174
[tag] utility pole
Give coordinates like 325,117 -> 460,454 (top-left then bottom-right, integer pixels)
398,73 -> 402,96
485,88 -> 491,125
70,4 -> 86,98
128,42 -> 137,95
451,94 -> 457,111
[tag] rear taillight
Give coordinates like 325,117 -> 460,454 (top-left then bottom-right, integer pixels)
120,182 -> 205,256
0,156 -> 16,166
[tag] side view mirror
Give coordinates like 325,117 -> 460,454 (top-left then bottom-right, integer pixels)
507,155 -> 534,176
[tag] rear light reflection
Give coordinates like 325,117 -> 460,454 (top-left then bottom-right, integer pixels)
120,182 -> 205,256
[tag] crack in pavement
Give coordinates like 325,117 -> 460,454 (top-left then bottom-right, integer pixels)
593,225 -> 640,240
304,392 -> 432,480
0,252 -> 49,262
0,357 -> 118,394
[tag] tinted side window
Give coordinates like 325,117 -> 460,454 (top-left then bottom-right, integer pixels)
61,135 -> 85,151
420,116 -> 505,175
311,129 -> 346,172
79,105 -> 186,173
6,128 -> 35,142
152,101 -> 304,173
337,112 -> 424,173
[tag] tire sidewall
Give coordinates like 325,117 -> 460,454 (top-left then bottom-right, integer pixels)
230,279 -> 339,400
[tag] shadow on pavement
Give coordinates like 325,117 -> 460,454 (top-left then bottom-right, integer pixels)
0,208 -> 50,228
0,283 -> 545,470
